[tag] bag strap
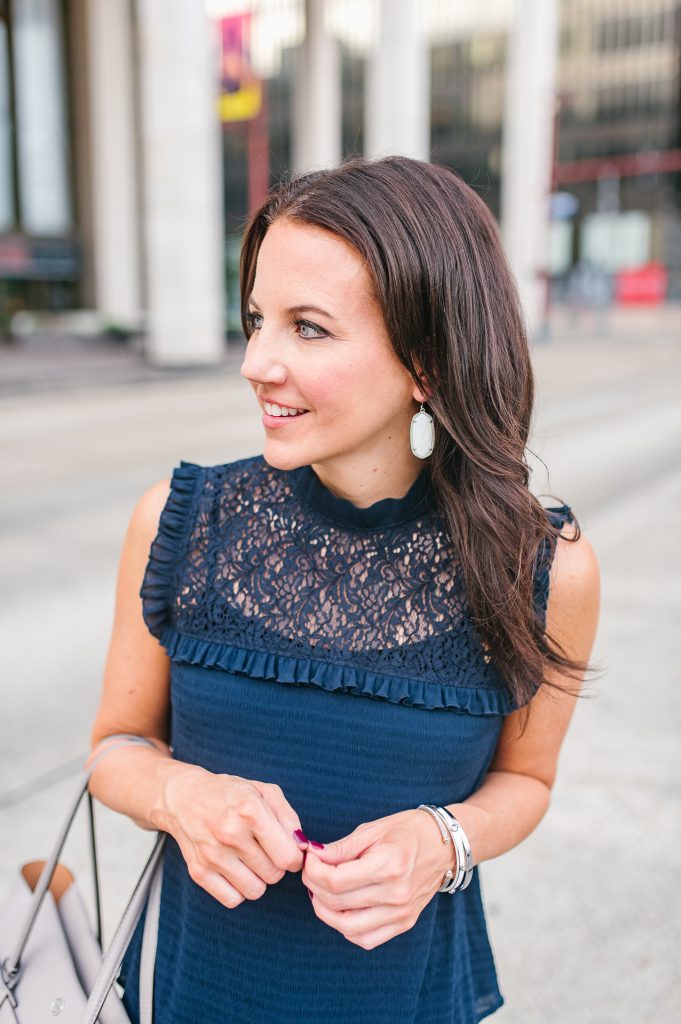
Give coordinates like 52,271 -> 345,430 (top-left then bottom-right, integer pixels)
81,832 -> 165,1024
87,791 -> 103,947
4,734 -> 158,979
138,861 -> 163,1023
2,734 -> 166,1024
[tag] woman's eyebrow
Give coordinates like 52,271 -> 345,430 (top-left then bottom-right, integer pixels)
248,298 -> 338,322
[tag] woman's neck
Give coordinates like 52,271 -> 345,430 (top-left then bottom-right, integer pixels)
309,453 -> 424,509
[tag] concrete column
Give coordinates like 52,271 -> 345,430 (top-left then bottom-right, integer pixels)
292,0 -> 341,174
501,0 -> 559,338
86,0 -> 141,329
364,0 -> 429,161
136,0 -> 225,366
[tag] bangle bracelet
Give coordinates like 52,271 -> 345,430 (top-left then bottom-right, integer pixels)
416,805 -> 456,892
432,806 -> 474,893
419,804 -> 474,894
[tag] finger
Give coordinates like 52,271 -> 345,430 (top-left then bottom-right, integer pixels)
188,861 -> 245,910
251,779 -> 303,836
304,844 -> 390,894
212,851 -> 269,901
217,787 -> 302,873
306,881 -> 390,913
246,782 -> 306,869
345,922 -> 410,951
205,837 -> 285,889
311,899 -> 396,940
308,820 -> 385,866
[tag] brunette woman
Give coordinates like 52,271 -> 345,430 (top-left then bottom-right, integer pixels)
89,155 -> 600,1023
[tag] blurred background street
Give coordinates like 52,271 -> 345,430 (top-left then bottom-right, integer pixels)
2,0 -> 681,1021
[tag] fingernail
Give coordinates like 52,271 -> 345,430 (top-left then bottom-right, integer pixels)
307,888 -> 314,901
293,829 -> 309,846
309,839 -> 325,849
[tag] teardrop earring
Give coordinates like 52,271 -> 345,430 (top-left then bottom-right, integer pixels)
410,402 -> 435,459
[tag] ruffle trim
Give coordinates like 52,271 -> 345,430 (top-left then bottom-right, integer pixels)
534,504 -> 574,625
140,461 -> 203,642
157,627 -> 516,716
140,459 -> 529,715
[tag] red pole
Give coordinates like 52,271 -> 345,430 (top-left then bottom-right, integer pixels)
247,83 -> 270,217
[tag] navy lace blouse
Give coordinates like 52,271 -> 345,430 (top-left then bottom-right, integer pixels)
120,455 -> 572,1024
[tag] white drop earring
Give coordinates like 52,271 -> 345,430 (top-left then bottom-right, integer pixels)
410,402 -> 434,459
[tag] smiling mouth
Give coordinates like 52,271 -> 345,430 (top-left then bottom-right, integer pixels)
263,401 -> 308,417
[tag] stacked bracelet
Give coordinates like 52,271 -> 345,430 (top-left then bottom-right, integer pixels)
417,804 -> 474,894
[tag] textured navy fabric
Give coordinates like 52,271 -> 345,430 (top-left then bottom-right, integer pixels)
119,456 -> 572,1024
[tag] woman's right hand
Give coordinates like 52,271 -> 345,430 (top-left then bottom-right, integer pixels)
153,761 -> 306,909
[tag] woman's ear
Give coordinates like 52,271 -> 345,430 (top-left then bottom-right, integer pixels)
411,365 -> 431,404
412,347 -> 434,403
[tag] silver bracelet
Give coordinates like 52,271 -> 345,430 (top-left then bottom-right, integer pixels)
432,805 -> 474,893
416,804 -> 456,893
418,804 -> 474,894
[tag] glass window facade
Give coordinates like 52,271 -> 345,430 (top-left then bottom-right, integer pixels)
0,0 -> 78,319
209,0 -> 681,310
13,0 -> 72,236
0,1 -> 15,232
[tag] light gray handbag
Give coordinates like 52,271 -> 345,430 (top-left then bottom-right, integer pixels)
0,735 -> 166,1024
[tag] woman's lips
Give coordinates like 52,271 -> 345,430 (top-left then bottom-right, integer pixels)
262,410 -> 309,428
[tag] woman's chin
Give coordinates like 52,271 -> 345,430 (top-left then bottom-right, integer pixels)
261,443 -> 312,472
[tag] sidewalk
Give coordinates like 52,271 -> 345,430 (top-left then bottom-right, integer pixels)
0,331 -> 247,397
545,301 -> 681,344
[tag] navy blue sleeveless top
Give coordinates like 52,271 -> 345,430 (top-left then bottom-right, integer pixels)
119,455 -> 572,1024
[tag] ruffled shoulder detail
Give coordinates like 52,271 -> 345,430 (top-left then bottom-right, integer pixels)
140,461 -> 204,642
533,503 -> 574,628
139,456 -> 518,716
160,630 -> 515,716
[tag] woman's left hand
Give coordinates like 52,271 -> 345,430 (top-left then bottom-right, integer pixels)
301,808 -> 454,950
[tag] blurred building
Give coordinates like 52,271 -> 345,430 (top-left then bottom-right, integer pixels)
0,0 -> 225,365
552,1 -> 681,299
0,0 -> 679,364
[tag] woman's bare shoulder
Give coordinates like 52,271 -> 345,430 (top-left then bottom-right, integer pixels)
127,478 -> 172,541
547,517 -> 600,642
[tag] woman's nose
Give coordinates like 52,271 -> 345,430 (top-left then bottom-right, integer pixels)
240,329 -> 287,387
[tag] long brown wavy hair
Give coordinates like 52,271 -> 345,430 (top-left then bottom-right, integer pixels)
239,155 -> 589,710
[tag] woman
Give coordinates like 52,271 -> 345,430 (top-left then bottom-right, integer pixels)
89,155 -> 600,1023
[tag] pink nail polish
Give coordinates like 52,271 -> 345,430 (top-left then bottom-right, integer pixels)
307,888 -> 314,901
309,839 -> 325,849
293,829 -> 309,845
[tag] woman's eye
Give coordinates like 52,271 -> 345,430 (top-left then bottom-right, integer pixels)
295,319 -> 327,340
243,311 -> 262,330
243,311 -> 327,341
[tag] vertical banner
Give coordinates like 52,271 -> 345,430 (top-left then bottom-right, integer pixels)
218,13 -> 262,123
217,11 -> 269,216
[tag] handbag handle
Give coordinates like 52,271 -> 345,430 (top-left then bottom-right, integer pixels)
2,734 -> 166,1024
81,832 -> 165,1024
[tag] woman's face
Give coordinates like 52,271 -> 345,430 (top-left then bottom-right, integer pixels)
240,218 -> 423,487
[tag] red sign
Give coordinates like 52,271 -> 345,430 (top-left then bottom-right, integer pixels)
615,262 -> 668,305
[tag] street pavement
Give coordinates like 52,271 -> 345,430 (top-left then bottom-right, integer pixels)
1,306 -> 680,1022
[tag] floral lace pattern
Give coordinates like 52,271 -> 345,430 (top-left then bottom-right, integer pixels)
141,457 -> 572,713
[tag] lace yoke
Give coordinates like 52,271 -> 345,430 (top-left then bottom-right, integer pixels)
141,456 -> 572,717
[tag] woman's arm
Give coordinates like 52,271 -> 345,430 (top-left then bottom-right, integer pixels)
303,522 -> 600,949
88,480 -> 306,907
88,479 -> 177,829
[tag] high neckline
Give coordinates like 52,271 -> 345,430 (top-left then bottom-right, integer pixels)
291,464 -> 436,529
